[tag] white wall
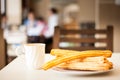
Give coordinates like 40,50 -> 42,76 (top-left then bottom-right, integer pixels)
32,0 -> 49,21
78,0 -> 95,22
6,0 -> 22,25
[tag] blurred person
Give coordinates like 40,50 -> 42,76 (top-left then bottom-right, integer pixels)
24,10 -> 41,43
22,6 -> 28,23
37,17 -> 48,36
1,13 -> 10,39
44,8 -> 59,38
1,13 -> 9,30
37,17 -> 48,42
43,8 -> 59,52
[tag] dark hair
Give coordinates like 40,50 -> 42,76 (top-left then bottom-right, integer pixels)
28,8 -> 34,13
37,17 -> 44,22
50,8 -> 58,14
1,13 -> 6,17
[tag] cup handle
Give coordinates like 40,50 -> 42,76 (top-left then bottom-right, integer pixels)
15,45 -> 25,56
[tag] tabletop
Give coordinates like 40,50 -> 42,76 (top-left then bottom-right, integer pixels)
0,53 -> 120,80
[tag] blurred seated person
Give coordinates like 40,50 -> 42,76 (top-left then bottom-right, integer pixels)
24,10 -> 43,43
1,13 -> 10,39
37,17 -> 48,42
5,25 -> 27,44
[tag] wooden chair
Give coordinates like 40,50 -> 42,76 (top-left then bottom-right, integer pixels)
53,26 -> 113,51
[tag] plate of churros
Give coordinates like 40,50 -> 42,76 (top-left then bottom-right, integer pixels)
42,49 -> 113,75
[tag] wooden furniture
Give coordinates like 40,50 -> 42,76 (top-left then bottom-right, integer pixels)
0,29 -> 6,69
53,26 -> 113,51
0,1 -> 6,68
0,53 -> 120,80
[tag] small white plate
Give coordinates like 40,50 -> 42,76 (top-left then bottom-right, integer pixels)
53,68 -> 113,75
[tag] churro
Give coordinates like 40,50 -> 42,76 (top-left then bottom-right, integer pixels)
42,50 -> 112,70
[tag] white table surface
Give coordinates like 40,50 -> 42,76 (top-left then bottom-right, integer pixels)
0,53 -> 120,80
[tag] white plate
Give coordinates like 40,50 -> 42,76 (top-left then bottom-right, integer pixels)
53,68 -> 113,75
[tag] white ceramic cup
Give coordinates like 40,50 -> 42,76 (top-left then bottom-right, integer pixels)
16,43 -> 45,69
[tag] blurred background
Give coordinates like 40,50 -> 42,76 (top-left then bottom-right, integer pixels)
0,0 -> 120,69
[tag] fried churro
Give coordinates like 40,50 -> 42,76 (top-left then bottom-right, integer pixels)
42,50 -> 112,70
50,49 -> 112,57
